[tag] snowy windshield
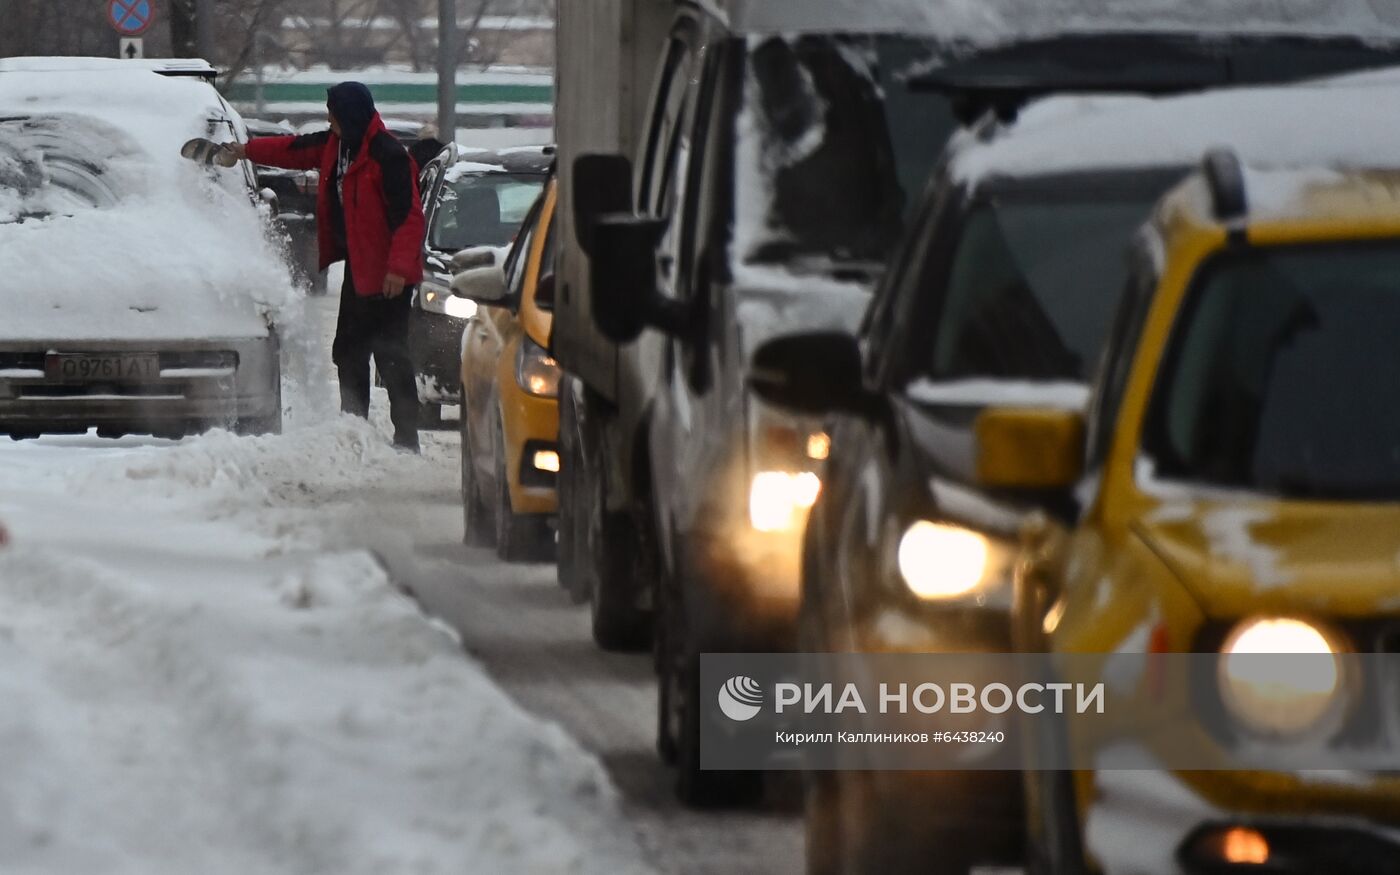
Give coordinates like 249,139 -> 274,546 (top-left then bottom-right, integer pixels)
0,105 -> 291,342
1144,244 -> 1400,500
736,34 -> 956,266
0,115 -> 135,223
430,172 -> 545,252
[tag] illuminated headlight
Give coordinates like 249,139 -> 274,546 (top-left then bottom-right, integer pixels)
749,471 -> 821,533
891,521 -> 1015,602
1218,617 -> 1349,739
421,287 -> 477,320
516,337 -> 561,398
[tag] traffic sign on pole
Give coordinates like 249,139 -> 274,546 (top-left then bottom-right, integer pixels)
120,38 -> 145,60
108,0 -> 155,37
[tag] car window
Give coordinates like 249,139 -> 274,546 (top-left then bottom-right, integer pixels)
430,171 -> 544,253
1143,243 -> 1400,500
419,163 -> 442,210
504,197 -> 544,299
540,212 -> 557,278
919,194 -> 1161,384
675,41 -> 728,294
1085,240 -> 1158,467
736,34 -> 954,266
638,27 -> 696,215
0,115 -> 142,221
865,180 -> 953,386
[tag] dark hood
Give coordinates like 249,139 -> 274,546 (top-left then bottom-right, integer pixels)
326,81 -> 377,153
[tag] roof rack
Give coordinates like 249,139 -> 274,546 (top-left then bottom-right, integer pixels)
1202,148 -> 1249,237
0,57 -> 217,82
912,32 -> 1400,124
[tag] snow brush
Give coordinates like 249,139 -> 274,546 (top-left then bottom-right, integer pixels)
181,138 -> 240,168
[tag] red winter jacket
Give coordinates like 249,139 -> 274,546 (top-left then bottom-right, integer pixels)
246,114 -> 425,297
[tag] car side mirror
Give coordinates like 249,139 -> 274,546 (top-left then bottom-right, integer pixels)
451,245 -> 500,273
975,408 -> 1085,490
749,331 -> 876,416
590,214 -> 666,343
573,153 -> 634,257
452,264 -> 509,307
536,272 -> 556,312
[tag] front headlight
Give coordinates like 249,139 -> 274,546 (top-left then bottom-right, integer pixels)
890,520 -> 1014,603
749,471 -> 822,533
516,337 -> 561,398
1218,617 -> 1348,739
421,287 -> 477,320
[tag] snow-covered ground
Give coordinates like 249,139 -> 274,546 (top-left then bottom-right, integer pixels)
0,343 -> 655,872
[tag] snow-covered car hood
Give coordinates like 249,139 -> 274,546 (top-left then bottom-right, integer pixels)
731,262 -> 873,361
1134,495 -> 1400,616
0,198 -> 280,343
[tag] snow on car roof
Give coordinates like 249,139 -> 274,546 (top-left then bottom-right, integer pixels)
705,0 -> 1400,39
0,56 -> 216,77
950,75 -> 1400,187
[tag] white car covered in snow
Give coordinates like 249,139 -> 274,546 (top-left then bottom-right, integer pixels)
0,58 -> 289,439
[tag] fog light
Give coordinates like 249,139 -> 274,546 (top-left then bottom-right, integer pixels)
806,431 -> 831,461
533,449 -> 560,473
749,471 -> 821,533
1222,827 -> 1270,865
1183,825 -> 1272,868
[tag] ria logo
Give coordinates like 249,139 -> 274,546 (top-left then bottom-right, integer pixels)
718,676 -> 764,722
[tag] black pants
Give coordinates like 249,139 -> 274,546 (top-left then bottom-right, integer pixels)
331,268 -> 419,449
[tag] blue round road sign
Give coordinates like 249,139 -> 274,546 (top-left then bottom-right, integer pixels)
108,0 -> 155,37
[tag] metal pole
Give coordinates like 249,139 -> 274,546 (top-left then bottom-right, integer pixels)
195,0 -> 215,62
254,34 -> 267,115
437,0 -> 458,143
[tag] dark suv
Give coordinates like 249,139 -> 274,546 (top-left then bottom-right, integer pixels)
412,145 -> 551,426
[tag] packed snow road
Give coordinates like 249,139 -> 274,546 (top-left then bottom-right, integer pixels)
0,283 -> 800,874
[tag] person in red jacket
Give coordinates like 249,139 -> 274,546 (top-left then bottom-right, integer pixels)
230,82 -> 426,452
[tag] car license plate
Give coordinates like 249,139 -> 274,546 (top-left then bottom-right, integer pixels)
45,353 -> 160,382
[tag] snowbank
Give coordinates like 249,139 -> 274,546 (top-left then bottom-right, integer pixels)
0,420 -> 655,874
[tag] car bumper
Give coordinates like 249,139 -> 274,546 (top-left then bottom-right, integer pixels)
811,770 -> 1024,869
0,336 -> 279,435
680,521 -> 805,652
409,309 -> 467,403
500,380 -> 559,515
1086,769 -> 1400,874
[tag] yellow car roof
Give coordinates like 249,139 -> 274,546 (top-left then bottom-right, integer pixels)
1156,167 -> 1400,246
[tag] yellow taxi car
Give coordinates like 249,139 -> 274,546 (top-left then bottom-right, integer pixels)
976,152 -> 1400,872
451,176 -> 561,562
